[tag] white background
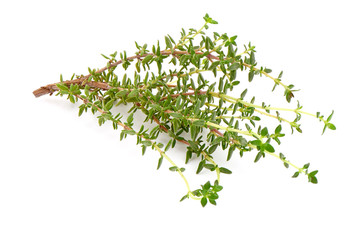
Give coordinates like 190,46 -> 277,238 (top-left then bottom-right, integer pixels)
1,0 -> 359,239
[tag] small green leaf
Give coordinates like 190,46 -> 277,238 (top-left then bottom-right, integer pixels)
169,112 -> 183,118
105,100 -> 114,111
192,119 -> 205,127
309,176 -> 318,184
228,62 -> 240,71
203,181 -> 211,190
227,145 -> 235,161
149,104 -> 162,111
211,137 -> 223,146
263,143 -> 275,153
219,167 -> 232,174
208,144 -> 218,154
56,83 -> 69,91
254,151 -> 262,162
142,55 -> 153,65
196,160 -> 205,174
142,140 -> 152,147
264,68 -> 272,73
261,127 -> 268,137
278,71 -> 283,78
240,89 -> 248,99
292,172 -> 300,178
327,110 -> 334,122
169,166 -> 178,172
122,129 -> 136,135
101,54 -> 110,59
204,164 -> 215,171
165,36 -> 173,49
327,123 -> 336,130
127,89 -> 139,99
213,185 -> 223,192
115,90 -> 128,98
248,71 -> 254,82
303,163 -> 310,169
127,112 -> 134,123
180,194 -> 188,202
208,61 -> 220,71
251,140 -> 262,147
275,125 -> 282,134
156,156 -> 163,170
201,197 -> 208,207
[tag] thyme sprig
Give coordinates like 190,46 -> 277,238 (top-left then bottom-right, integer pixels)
33,14 -> 335,207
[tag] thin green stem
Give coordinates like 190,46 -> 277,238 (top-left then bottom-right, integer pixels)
152,144 -> 200,200
211,92 -> 324,123
248,144 -> 306,175
187,117 -> 261,139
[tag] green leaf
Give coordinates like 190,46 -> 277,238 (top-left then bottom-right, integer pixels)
327,110 -> 334,122
213,185 -> 223,192
201,197 -> 208,207
227,145 -> 235,161
101,53 -> 110,59
142,55 -> 153,65
261,127 -> 268,137
211,137 -> 223,146
149,104 -> 162,111
56,83 -> 69,91
142,145 -> 146,155
250,140 -> 262,147
165,36 -> 173,49
127,112 -> 134,123
264,68 -> 272,73
203,181 -> 211,190
208,61 -> 220,71
248,71 -> 254,82
263,143 -> 275,153
122,129 -> 136,135
204,164 -> 215,171
249,51 -> 255,65
308,171 -> 319,184
228,62 -> 240,71
169,112 -> 183,119
209,199 -> 217,205
157,156 -> 163,170
105,100 -> 114,111
208,144 -> 218,154
303,163 -> 310,169
292,172 -> 300,178
275,125 -> 282,134
309,176 -> 318,184
254,151 -> 262,163
169,166 -> 178,172
142,140 -> 152,147
327,123 -> 336,130
127,89 -> 139,99
278,71 -> 283,78
180,194 -> 188,202
240,89 -> 248,100
219,167 -> 232,174
196,160 -> 205,174
116,90 -> 128,98
193,119 -> 205,127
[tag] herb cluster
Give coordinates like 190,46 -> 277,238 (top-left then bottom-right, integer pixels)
33,14 -> 335,207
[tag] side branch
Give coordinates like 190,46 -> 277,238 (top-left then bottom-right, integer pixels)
33,50 -> 206,98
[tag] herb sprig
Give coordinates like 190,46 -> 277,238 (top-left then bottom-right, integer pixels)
33,14 -> 336,207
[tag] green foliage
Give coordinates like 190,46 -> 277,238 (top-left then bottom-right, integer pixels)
35,13 -> 335,207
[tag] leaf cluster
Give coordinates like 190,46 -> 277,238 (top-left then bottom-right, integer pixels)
35,14 -> 336,207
